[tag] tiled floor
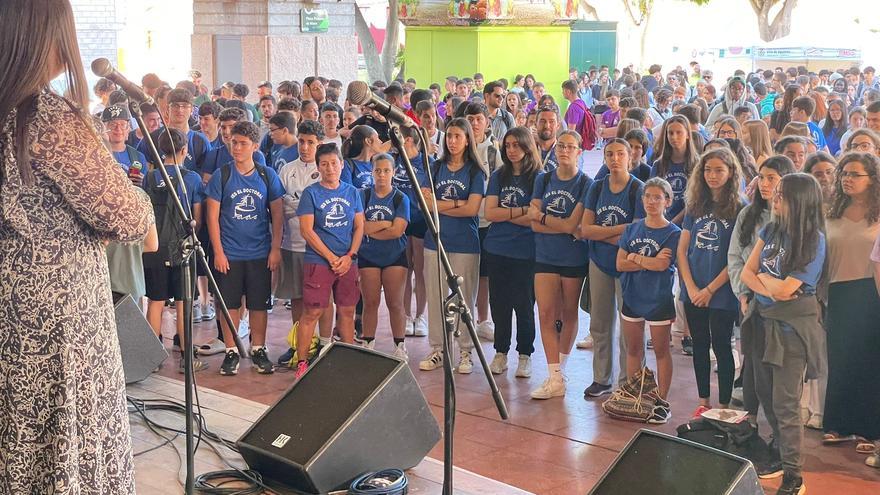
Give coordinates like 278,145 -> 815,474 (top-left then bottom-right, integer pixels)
149,301 -> 880,494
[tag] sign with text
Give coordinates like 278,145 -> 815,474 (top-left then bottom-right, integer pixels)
301,8 -> 329,33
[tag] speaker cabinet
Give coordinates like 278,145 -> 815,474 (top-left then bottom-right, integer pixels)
113,293 -> 167,384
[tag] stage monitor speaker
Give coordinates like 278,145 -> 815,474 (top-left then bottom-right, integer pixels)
113,293 -> 168,384
589,429 -> 762,495
237,343 -> 441,494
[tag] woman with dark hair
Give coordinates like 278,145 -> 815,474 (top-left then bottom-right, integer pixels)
0,1 -> 154,490
341,124 -> 382,189
592,128 -> 652,183
485,127 -> 542,379
714,116 -> 742,141
651,115 -> 700,225
770,85 -> 803,141
804,151 -> 837,204
524,74 -> 536,101
504,92 -> 523,119
823,153 -> 880,463
418,118 -> 486,374
844,128 -> 880,155
822,99 -> 848,156
741,174 -> 826,494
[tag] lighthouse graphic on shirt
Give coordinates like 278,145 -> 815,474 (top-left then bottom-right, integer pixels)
546,196 -> 567,215
233,194 -> 258,220
326,203 -> 346,221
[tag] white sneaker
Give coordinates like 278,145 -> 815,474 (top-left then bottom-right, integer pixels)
405,316 -> 415,336
575,335 -> 594,349
530,374 -> 565,399
457,350 -> 473,374
393,342 -> 408,361
710,348 -> 717,361
363,340 -> 375,350
806,414 -> 823,430
192,303 -> 203,323
489,353 -> 508,375
515,355 -> 532,378
419,350 -> 443,371
237,319 -> 251,340
413,315 -> 428,337
202,302 -> 216,321
477,320 -> 495,342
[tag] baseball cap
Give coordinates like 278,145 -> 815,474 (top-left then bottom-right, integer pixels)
101,104 -> 131,123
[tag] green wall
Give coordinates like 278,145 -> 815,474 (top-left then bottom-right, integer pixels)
406,26 -> 570,108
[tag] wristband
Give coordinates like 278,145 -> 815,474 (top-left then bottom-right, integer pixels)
509,208 -> 513,219
540,213 -> 547,225
453,199 -> 459,208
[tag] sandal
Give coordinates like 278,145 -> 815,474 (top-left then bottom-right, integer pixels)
856,441 -> 877,454
822,432 -> 859,444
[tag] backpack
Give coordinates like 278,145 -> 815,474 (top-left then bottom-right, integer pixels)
541,170 -> 591,208
142,170 -> 188,268
677,417 -> 771,464
219,163 -> 272,219
591,175 -> 640,214
572,99 -> 599,151
363,188 -> 404,211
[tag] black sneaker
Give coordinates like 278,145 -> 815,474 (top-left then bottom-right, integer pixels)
354,318 -> 364,343
555,320 -> 563,333
172,334 -> 181,351
584,382 -> 613,398
178,349 -> 208,374
252,347 -> 275,374
757,459 -> 784,479
682,336 -> 694,356
277,347 -> 295,366
219,350 -> 240,376
776,472 -> 805,495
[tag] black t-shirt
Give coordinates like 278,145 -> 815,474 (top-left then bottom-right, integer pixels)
349,115 -> 390,142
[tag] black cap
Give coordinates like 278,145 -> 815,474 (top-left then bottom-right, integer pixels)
101,104 -> 131,122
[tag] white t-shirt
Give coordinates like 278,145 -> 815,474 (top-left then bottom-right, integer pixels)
278,158 -> 321,252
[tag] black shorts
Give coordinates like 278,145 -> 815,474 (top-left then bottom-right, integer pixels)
479,226 -> 490,277
196,225 -> 212,277
144,264 -> 187,301
216,258 -> 272,311
405,218 -> 427,239
534,262 -> 588,279
358,251 -> 409,269
621,298 -> 676,326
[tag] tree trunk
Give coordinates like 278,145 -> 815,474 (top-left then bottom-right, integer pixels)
354,5 -> 384,83
751,0 -> 798,42
638,8 -> 652,68
381,0 -> 401,82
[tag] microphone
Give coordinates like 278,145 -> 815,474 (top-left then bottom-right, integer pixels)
346,81 -> 414,127
90,58 -> 154,105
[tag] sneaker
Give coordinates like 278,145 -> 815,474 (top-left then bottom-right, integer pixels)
238,319 -> 251,340
692,405 -> 712,419
584,382 -> 613,398
530,374 -> 566,399
731,387 -> 744,407
219,350 -> 240,376
277,347 -> 295,366
575,335 -> 594,349
393,342 -> 408,361
267,295 -> 275,314
419,350 -> 443,371
192,303 -> 204,323
646,338 -> 654,350
251,347 -> 274,374
294,360 -> 308,380
354,318 -> 363,343
198,338 -> 226,356
477,321 -> 495,342
775,473 -> 805,495
757,459 -> 784,479
413,315 -> 428,337
457,350 -> 473,374
404,316 -> 415,336
867,453 -> 880,468
681,336 -> 694,356
806,414 -> 823,430
515,355 -> 532,378
284,300 -> 292,310
202,302 -> 216,321
489,353 -> 508,374
647,406 -> 671,424
178,350 -> 208,374
363,340 -> 375,350
172,334 -> 181,351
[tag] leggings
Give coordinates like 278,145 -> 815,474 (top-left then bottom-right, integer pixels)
684,303 -> 737,405
486,253 -> 536,355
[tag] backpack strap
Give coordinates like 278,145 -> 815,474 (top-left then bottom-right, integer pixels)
627,177 -> 640,213
220,163 -> 231,205
125,146 -> 141,170
392,189 -> 404,210
363,188 -> 372,209
574,173 -> 589,201
542,169 -> 553,191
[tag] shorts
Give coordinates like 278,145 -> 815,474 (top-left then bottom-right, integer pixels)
405,218 -> 427,238
274,249 -> 304,300
479,226 -> 490,277
144,264 -> 186,301
621,298 -> 676,326
216,258 -> 272,311
534,262 -> 589,279
196,225 -> 212,277
303,262 -> 360,309
358,251 -> 409,269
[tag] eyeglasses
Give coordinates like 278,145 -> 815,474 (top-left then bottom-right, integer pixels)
643,193 -> 667,203
841,172 -> 871,179
269,127 -> 282,134
851,142 -> 875,151
556,144 -> 579,152
170,102 -> 192,110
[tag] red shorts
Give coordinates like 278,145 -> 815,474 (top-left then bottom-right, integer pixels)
303,262 -> 360,309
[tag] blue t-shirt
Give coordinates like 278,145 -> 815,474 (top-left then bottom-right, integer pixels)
531,170 -> 591,267
619,220 -> 681,316
143,164 -> 205,212
393,154 -> 430,227
680,212 -> 738,311
271,144 -> 300,173
138,128 -> 212,172
540,146 -> 559,172
296,181 -> 364,266
360,187 -> 410,266
341,158 -> 374,189
756,227 -> 826,307
584,176 -> 645,277
423,160 -> 485,254
650,161 -> 688,221
201,145 -> 267,177
205,165 -> 285,261
594,165 -> 652,184
806,121 -> 828,150
485,170 -> 536,261
112,148 -> 147,175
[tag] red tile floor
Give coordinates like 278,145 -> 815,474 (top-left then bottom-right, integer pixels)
154,301 -> 880,494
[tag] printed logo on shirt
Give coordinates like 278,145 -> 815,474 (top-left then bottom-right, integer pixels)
231,188 -> 264,220
438,180 -> 466,200
499,185 -> 527,208
630,237 -> 662,257
366,204 -> 393,221
693,215 -> 730,252
321,196 -> 351,228
311,172 -> 320,180
596,205 -> 628,226
761,241 -> 784,278
668,172 -> 687,200
544,189 -> 578,216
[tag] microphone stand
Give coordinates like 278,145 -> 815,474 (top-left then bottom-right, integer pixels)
129,101 -> 248,494
387,123 -> 509,495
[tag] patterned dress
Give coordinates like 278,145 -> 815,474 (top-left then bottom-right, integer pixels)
0,92 -> 153,493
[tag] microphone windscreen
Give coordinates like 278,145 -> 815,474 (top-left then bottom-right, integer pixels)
346,80 -> 371,106
91,58 -> 113,78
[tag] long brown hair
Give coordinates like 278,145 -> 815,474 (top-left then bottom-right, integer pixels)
685,148 -> 743,221
499,126 -> 541,188
828,152 -> 880,224
742,119 -> 773,162
0,0 -> 90,188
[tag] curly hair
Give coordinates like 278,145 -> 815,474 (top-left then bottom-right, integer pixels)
685,148 -> 743,221
827,152 -> 880,224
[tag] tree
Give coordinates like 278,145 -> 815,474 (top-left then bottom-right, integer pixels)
354,0 -> 401,83
749,0 -> 798,42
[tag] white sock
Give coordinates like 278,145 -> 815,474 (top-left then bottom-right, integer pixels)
559,353 -> 570,370
251,345 -> 264,352
226,347 -> 239,354
548,363 -> 561,376
319,337 -> 331,346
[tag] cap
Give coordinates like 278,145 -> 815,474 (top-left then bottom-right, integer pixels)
101,104 -> 131,123
188,69 -> 202,79
258,80 -> 272,89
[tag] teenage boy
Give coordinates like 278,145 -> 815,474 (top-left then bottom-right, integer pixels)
138,88 -> 212,172
143,128 -> 208,372
205,122 -> 285,376
201,107 -> 268,181
102,104 -> 147,185
268,112 -> 300,172
198,101 -> 224,148
789,96 -> 828,152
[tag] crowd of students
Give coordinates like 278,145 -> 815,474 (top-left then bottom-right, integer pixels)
95,62 -> 880,495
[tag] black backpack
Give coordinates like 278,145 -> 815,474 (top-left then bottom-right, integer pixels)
591,175 -> 640,214
676,417 -> 771,464
541,171 -> 591,213
219,163 -> 272,219
142,170 -> 189,268
362,188 -> 404,211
